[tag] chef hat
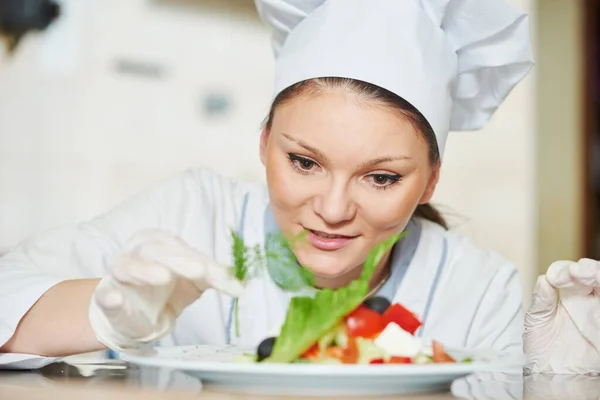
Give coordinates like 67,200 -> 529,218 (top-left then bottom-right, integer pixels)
255,0 -> 534,156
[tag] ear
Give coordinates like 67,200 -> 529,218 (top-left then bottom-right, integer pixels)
259,127 -> 270,166
419,162 -> 440,204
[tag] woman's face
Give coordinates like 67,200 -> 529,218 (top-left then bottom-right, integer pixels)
260,87 -> 439,288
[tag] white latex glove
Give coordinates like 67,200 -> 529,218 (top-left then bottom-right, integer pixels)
524,258 -> 600,374
89,229 -> 244,352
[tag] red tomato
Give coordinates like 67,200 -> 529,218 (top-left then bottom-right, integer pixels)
341,337 -> 359,364
432,340 -> 456,363
382,304 -> 422,335
369,358 -> 385,364
301,343 -> 320,361
389,356 -> 412,364
345,305 -> 385,338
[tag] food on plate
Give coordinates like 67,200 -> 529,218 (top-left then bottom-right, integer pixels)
263,233 -> 405,363
245,297 -> 467,365
233,231 -> 471,365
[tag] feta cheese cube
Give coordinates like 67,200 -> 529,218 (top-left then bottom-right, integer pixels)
267,323 -> 282,337
374,322 -> 423,357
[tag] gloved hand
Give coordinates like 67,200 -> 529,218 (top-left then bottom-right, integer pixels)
89,229 -> 244,352
524,258 -> 600,374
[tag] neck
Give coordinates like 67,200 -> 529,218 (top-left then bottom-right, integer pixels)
313,250 -> 393,290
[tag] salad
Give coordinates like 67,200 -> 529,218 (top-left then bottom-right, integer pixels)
230,231 -> 470,365
245,296 -> 465,364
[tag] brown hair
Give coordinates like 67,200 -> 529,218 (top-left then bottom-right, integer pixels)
264,77 -> 448,229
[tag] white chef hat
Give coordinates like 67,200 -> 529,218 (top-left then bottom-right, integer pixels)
255,0 -> 534,156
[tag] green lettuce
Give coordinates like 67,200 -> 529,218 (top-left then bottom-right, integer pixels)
264,232 -> 406,363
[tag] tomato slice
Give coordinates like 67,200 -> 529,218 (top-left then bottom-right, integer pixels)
369,358 -> 385,364
301,343 -> 321,361
345,305 -> 385,338
382,304 -> 422,335
341,337 -> 359,364
432,340 -> 456,363
389,356 -> 412,364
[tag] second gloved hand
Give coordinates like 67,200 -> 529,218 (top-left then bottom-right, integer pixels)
89,229 -> 244,352
524,258 -> 600,374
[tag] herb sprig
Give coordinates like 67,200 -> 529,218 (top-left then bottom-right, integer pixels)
229,229 -> 313,337
230,230 -> 312,291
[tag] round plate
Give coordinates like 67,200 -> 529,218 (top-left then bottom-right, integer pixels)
119,345 -> 524,396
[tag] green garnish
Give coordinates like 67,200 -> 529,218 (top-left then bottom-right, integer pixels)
231,231 -> 249,281
229,230 -> 314,337
264,232 -> 406,363
230,230 -> 313,291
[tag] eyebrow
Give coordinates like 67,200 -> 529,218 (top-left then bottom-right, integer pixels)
356,156 -> 411,170
282,133 -> 329,163
282,132 -> 411,169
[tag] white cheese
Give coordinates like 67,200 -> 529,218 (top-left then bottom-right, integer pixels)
267,323 -> 282,337
374,322 -> 423,357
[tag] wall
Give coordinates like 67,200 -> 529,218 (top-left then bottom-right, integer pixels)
0,0 -> 539,304
535,0 -> 585,275
0,0 -> 273,253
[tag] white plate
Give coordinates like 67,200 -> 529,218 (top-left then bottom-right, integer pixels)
119,345 -> 524,396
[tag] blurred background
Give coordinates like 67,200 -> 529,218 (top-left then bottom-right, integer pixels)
0,0 -> 595,306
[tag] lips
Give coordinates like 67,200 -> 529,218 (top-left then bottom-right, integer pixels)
312,230 -> 352,239
306,229 -> 357,251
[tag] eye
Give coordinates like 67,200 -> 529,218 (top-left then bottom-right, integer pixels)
288,153 -> 317,172
368,173 -> 401,189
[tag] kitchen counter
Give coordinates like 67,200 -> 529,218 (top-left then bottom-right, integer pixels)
0,361 -> 598,400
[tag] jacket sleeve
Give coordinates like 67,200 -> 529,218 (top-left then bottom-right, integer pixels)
0,168 -> 243,369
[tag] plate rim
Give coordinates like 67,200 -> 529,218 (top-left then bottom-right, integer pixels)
118,345 -> 524,376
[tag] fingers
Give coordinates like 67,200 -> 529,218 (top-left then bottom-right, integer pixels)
546,260 -> 596,296
143,242 -> 206,281
118,229 -> 245,297
546,260 -> 576,288
527,274 -> 558,317
570,258 -> 599,287
109,255 -> 173,286
93,281 -> 156,338
132,234 -> 208,281
203,264 -> 245,297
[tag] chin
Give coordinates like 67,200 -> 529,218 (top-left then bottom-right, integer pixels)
295,248 -> 351,278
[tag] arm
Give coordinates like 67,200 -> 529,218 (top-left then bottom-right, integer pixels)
0,168 -> 241,362
0,279 -> 103,356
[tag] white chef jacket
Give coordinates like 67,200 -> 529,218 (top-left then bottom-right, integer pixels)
0,168 -> 524,369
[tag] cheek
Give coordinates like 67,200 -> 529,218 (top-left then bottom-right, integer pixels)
358,180 -> 426,232
265,149 -> 309,213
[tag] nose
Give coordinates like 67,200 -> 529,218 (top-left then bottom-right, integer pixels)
312,178 -> 357,225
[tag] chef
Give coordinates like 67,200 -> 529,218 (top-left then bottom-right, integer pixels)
0,0 -> 597,374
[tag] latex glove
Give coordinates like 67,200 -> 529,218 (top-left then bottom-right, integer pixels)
524,374 -> 600,400
524,258 -> 600,374
89,229 -> 244,352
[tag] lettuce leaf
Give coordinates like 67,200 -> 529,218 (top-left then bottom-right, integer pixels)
264,232 -> 406,363
265,231 -> 315,291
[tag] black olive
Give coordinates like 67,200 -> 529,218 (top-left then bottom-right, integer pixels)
363,296 -> 391,315
257,336 -> 277,361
